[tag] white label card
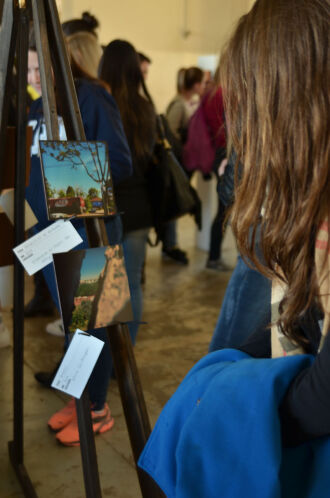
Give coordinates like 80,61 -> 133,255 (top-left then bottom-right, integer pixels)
12,220 -> 83,275
51,330 -> 105,399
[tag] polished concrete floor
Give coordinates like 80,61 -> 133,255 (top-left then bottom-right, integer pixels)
0,217 -> 237,498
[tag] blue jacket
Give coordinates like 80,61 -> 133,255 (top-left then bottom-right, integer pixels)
139,349 -> 330,498
26,79 -> 132,307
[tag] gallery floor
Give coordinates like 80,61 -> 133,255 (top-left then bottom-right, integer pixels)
0,216 -> 237,498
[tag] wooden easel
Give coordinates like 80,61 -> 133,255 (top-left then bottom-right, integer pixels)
0,1 -> 163,496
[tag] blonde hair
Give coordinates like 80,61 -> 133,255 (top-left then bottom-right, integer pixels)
66,31 -> 103,78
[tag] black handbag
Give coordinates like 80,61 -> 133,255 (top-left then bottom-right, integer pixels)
147,115 -> 201,245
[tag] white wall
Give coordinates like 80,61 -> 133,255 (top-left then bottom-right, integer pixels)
60,0 -> 251,111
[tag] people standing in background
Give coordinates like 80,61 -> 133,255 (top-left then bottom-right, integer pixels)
162,66 -> 204,265
181,66 -> 231,271
65,31 -> 103,78
176,67 -> 186,94
201,70 -> 213,96
99,39 -> 157,348
62,12 -> 103,78
202,84 -> 232,271
61,11 -> 99,37
27,48 -> 42,99
138,52 -> 152,80
166,66 -> 204,151
24,46 -> 57,318
26,31 -> 133,445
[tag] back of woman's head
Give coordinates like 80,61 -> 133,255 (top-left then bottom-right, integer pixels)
177,68 -> 186,94
66,31 -> 103,78
99,40 -> 143,96
62,11 -> 99,37
99,39 -> 156,159
184,66 -> 203,90
221,0 -> 329,343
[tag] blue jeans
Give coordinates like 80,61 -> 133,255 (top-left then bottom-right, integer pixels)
122,228 -> 149,345
209,255 -> 271,352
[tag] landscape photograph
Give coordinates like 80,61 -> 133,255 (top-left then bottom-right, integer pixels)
53,245 -> 133,333
39,140 -> 116,220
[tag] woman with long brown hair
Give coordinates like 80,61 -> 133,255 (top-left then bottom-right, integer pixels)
138,0 -> 330,494
222,0 -> 329,441
99,39 -> 157,348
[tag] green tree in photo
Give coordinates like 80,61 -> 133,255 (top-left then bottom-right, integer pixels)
76,281 -> 98,296
88,187 -> 99,199
58,189 -> 66,198
75,187 -> 85,197
70,300 -> 93,332
45,178 -> 56,198
66,185 -> 75,197
85,198 -> 92,212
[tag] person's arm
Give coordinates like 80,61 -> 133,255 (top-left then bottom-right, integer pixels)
79,84 -> 132,185
166,99 -> 185,141
218,150 -> 237,207
279,321 -> 330,446
240,306 -> 330,446
239,327 -> 272,358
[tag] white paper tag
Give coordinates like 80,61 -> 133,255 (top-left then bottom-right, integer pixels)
12,220 -> 83,275
51,329 -> 104,399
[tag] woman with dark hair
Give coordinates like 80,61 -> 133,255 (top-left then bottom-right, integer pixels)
99,39 -> 157,347
138,0 -> 330,494
166,66 -> 204,146
161,66 -> 204,265
61,11 -> 99,38
25,37 -> 132,446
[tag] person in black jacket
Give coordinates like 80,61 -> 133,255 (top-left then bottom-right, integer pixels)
99,39 -> 157,346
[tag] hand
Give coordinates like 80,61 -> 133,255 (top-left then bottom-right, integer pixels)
218,158 -> 228,177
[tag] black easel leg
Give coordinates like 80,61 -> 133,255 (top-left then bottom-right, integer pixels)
0,0 -> 18,186
8,3 -> 38,497
75,392 -> 103,498
11,0 -> 28,462
107,323 -> 165,498
35,0 -> 103,494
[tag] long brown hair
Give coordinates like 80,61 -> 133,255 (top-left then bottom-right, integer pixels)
220,0 -> 330,345
99,39 -> 156,160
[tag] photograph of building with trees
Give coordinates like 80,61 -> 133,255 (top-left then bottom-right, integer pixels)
53,245 -> 133,333
39,140 -> 116,219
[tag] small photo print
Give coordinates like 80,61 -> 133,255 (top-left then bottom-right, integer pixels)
53,245 -> 133,333
39,140 -> 116,220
